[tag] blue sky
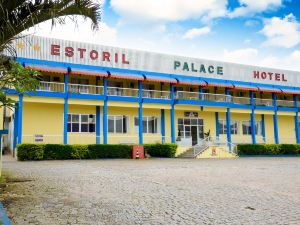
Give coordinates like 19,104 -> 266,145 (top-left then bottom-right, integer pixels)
26,0 -> 300,71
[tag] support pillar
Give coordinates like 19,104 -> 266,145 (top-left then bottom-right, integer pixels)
294,95 -> 300,143
103,78 -> 108,144
17,94 -> 23,144
13,103 -> 19,151
138,80 -> 143,145
250,91 -> 256,144
170,84 -> 175,143
161,109 -> 165,143
272,93 -> 279,144
63,73 -> 68,144
96,106 -> 100,144
261,114 -> 266,143
215,112 -> 219,140
225,88 -> 231,152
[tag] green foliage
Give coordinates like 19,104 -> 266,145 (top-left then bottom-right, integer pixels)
88,144 -> 132,159
17,143 -> 178,160
144,143 -> 177,157
17,144 -> 44,161
237,144 -> 300,155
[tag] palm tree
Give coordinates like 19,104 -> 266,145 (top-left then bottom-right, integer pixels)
0,0 -> 101,107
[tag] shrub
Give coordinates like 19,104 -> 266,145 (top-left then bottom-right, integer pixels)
237,144 -> 300,155
88,144 -> 132,158
43,144 -> 73,160
17,144 -> 44,161
70,145 -> 89,159
144,143 -> 177,157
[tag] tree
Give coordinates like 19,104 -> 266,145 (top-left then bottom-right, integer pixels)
0,0 -> 101,106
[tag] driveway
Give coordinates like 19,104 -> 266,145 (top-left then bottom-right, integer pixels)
1,156 -> 300,225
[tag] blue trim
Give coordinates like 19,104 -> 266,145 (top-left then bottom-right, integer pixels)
17,94 -> 23,144
272,93 -> 279,144
250,91 -> 256,144
170,84 -> 175,143
215,112 -> 219,138
13,104 -> 19,151
96,106 -> 100,144
138,81 -> 143,145
16,57 -> 300,92
63,74 -> 68,144
103,78 -> 108,144
261,114 -> 266,143
161,109 -> 165,143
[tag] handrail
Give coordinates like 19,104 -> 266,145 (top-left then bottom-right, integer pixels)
192,136 -> 210,157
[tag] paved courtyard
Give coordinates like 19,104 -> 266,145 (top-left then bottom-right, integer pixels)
1,156 -> 300,225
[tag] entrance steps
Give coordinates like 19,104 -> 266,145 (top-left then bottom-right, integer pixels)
177,145 -> 237,159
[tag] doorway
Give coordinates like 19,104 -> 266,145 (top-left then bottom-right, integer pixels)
191,126 -> 198,146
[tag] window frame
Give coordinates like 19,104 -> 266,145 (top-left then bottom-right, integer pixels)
218,120 -> 239,135
134,116 -> 160,134
108,115 -> 129,134
67,113 -> 96,133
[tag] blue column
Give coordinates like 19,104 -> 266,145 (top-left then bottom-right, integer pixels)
170,84 -> 175,143
138,80 -> 143,145
272,93 -> 279,144
103,78 -> 108,144
63,73 -> 69,144
13,103 -> 19,150
161,109 -> 165,143
293,95 -> 299,143
215,112 -> 219,139
250,91 -> 256,144
261,114 -> 266,143
96,106 -> 100,144
17,94 -> 23,144
225,88 -> 231,152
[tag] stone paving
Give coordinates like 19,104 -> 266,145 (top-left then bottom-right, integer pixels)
1,156 -> 300,225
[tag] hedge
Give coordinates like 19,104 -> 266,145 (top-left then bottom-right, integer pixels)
144,143 -> 177,157
17,143 -> 177,161
237,144 -> 300,155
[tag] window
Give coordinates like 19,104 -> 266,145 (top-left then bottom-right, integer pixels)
218,120 -> 239,135
108,115 -> 129,133
135,116 -> 159,134
68,114 -> 95,133
242,121 -> 262,135
177,118 -> 204,139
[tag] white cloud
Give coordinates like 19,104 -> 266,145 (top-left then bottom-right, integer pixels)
223,48 -> 258,64
183,27 -> 211,39
110,0 -> 228,23
260,14 -> 300,48
229,0 -> 283,18
22,16 -> 117,46
261,50 -> 300,71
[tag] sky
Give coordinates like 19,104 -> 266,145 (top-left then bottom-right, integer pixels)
24,0 -> 300,71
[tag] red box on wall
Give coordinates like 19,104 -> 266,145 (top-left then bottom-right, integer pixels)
132,145 -> 144,159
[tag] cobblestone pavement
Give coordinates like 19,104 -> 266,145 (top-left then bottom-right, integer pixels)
1,156 -> 300,225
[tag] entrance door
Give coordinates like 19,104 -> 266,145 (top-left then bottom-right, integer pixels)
191,126 -> 198,146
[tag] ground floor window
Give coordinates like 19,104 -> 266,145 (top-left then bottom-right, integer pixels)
242,121 -> 262,135
134,116 -> 159,133
108,115 -> 129,133
68,114 -> 95,133
218,120 -> 239,135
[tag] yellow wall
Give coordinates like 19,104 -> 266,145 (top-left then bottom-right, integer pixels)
278,115 -> 296,144
0,107 -> 3,130
264,114 -> 275,143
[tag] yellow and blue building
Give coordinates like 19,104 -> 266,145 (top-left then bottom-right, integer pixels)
2,36 -> 300,155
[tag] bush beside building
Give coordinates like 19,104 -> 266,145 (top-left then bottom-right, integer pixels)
17,143 -> 177,161
237,144 -> 300,155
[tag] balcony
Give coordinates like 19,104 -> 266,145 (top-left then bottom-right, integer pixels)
68,84 -> 103,95
38,81 -> 65,92
34,82 -> 300,109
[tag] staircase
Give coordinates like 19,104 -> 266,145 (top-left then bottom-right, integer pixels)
177,137 -> 237,159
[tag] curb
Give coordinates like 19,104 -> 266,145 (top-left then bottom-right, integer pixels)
0,203 -> 11,225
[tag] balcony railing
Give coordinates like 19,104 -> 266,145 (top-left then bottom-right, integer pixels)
107,87 -> 139,97
33,82 -> 300,108
254,98 -> 273,106
143,90 -> 170,99
276,100 -> 295,107
68,84 -> 103,95
38,81 -> 65,92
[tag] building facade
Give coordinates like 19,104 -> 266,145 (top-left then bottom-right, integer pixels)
3,36 -> 300,153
